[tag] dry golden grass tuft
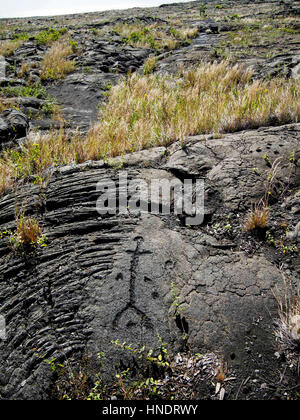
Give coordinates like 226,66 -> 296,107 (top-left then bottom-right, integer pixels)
274,274 -> 300,371
0,99 -> 16,113
243,204 -> 269,231
177,27 -> 198,40
0,129 -> 80,193
0,207 -> 47,253
0,39 -> 22,56
17,62 -> 32,79
15,211 -> 42,246
84,61 -> 300,159
0,61 -> 299,195
41,39 -> 76,80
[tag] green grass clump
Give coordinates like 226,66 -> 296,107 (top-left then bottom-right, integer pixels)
0,83 -> 47,99
114,23 -> 198,51
121,27 -> 158,49
13,32 -> 30,41
34,27 -> 68,45
217,20 -> 300,59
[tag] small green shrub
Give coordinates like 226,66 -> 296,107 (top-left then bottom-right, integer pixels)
200,2 -> 207,17
69,38 -> 78,53
126,29 -> 157,49
13,32 -> 30,41
0,83 -> 47,99
34,27 -> 68,45
170,27 -> 180,38
42,98 -> 60,116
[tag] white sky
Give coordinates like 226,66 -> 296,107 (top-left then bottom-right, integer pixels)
0,0 -> 192,19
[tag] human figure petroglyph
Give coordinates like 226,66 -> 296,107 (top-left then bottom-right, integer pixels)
113,236 -> 153,330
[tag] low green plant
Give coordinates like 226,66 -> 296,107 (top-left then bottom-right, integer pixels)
7,142 -> 42,180
112,334 -> 170,369
169,27 -> 180,38
125,28 -> 157,49
41,351 -> 98,400
170,282 -> 184,317
41,96 -> 62,120
34,27 -> 68,45
200,2 -> 207,17
0,83 -> 47,99
289,151 -> 295,164
114,368 -> 161,400
115,22 -> 197,51
264,154 -> 271,167
266,230 -> 298,255
69,38 -> 78,53
266,230 -> 276,247
13,32 -> 30,41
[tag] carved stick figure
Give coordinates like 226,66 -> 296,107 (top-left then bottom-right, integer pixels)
113,237 -> 153,330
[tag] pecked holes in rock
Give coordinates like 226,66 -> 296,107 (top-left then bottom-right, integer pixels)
175,314 -> 189,335
165,260 -> 175,270
126,320 -> 137,328
152,291 -> 159,299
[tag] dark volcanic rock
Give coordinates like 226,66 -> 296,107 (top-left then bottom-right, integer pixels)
0,110 -> 29,149
46,42 -> 152,130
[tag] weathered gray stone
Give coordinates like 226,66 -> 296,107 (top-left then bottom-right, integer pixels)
0,110 -> 29,149
287,222 -> 300,242
0,56 -> 7,79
